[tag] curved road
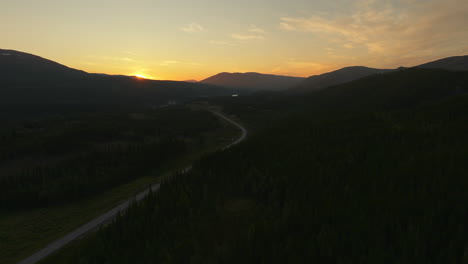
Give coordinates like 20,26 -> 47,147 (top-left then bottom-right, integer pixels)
17,111 -> 247,264
211,111 -> 248,149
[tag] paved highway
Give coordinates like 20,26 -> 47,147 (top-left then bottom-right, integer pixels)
211,111 -> 248,149
17,111 -> 247,264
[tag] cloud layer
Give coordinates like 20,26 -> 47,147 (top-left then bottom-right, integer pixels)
230,25 -> 267,41
280,0 -> 468,66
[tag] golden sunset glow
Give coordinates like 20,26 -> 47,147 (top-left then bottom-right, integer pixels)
2,0 -> 467,80
134,74 -> 150,79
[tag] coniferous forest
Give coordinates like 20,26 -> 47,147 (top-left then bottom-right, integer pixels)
0,107 -> 226,211
43,69 -> 468,264
3,1 -> 468,262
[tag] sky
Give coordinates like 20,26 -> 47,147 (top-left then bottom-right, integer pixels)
2,0 -> 468,80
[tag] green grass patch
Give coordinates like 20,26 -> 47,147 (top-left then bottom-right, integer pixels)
0,176 -> 159,264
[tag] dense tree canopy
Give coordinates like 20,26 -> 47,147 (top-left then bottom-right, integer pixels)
44,69 -> 468,263
0,107 -> 223,210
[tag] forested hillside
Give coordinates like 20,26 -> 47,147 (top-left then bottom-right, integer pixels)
0,107 -> 226,211
44,69 -> 468,263
209,68 -> 468,134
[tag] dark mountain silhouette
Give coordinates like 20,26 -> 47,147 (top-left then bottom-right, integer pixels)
291,56 -> 468,94
305,68 -> 468,110
416,55 -> 468,71
0,49 -> 231,114
290,66 -> 393,93
201,72 -> 305,91
0,49 -> 88,81
216,68 -> 468,123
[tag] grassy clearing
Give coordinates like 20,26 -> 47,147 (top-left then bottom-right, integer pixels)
0,176 -> 159,264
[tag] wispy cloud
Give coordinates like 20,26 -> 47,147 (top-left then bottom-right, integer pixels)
159,60 -> 203,66
123,51 -> 138,56
180,22 -> 204,33
230,34 -> 265,40
94,56 -> 141,63
81,61 -> 99,66
279,0 -> 468,66
343,43 -> 354,49
249,24 -> 266,34
118,57 -> 136,62
209,40 -> 238,46
229,25 -> 267,41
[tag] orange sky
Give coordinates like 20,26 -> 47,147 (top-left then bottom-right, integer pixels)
2,0 -> 467,80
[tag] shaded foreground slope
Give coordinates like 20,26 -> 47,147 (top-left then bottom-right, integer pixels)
44,69 -> 468,264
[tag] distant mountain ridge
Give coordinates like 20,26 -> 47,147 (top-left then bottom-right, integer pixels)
0,49 -> 232,114
0,49 -> 87,81
290,55 -> 468,93
2,49 -> 467,105
416,55 -> 468,71
291,66 -> 393,93
201,72 -> 305,91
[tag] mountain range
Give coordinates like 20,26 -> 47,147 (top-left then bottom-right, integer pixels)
290,66 -> 393,93
201,55 -> 468,93
2,49 -> 467,116
200,72 -> 305,91
416,55 -> 468,71
0,49 -> 232,115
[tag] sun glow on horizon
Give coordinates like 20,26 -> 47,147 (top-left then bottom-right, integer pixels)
4,0 -> 466,81
134,73 -> 152,80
